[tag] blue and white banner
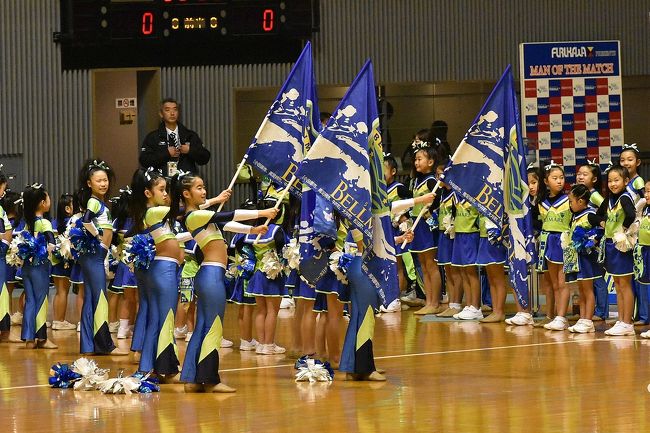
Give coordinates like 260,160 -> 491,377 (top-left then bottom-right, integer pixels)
296,60 -> 398,304
246,42 -> 321,198
443,65 -> 534,308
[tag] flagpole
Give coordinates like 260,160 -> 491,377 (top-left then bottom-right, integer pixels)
216,154 -> 249,212
253,174 -> 298,244
400,180 -> 442,249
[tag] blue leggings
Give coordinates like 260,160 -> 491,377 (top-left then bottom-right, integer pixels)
79,247 -> 115,354
593,276 -> 609,319
131,268 -> 148,352
340,257 -> 377,375
139,258 -> 179,375
21,262 -> 50,341
0,254 -> 10,331
634,280 -> 649,324
181,263 -> 226,384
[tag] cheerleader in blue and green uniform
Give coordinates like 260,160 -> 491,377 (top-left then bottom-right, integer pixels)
130,168 -> 182,376
19,184 -> 57,349
434,162 -> 462,317
409,140 -> 443,315
50,193 -> 76,331
172,172 -> 276,393
77,160 -> 127,355
597,164 -> 637,336
228,232 -> 257,350
0,171 -> 12,337
534,162 -> 572,331
576,161 -> 609,322
449,198 -> 482,320
564,185 -> 604,333
619,143 -> 648,325
637,180 -> 650,339
244,218 -> 288,355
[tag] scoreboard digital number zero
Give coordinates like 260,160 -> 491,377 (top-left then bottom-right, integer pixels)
58,0 -> 319,69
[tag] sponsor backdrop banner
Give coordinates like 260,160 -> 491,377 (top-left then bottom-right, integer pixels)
519,41 -> 623,182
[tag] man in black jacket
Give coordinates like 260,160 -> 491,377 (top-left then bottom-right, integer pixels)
139,98 -> 211,175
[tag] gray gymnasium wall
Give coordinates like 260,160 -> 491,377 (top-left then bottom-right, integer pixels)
2,0 -> 650,208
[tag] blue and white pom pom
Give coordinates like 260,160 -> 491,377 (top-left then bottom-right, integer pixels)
426,211 -> 439,231
329,251 -> 354,284
68,219 -> 101,258
261,249 -> 284,280
282,238 -> 301,270
295,358 -> 334,383
131,371 -> 160,393
71,357 -> 110,391
97,370 -> 142,395
239,245 -> 256,280
49,363 -> 82,389
124,233 -> 156,271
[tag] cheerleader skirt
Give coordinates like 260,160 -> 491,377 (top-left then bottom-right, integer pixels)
408,221 -> 438,253
227,278 -> 256,305
566,251 -> 603,282
436,232 -> 454,265
315,269 -> 350,303
476,237 -> 506,266
245,271 -> 288,297
451,232 -> 479,266
603,239 -> 633,276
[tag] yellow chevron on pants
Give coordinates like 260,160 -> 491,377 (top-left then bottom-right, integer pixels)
157,309 -> 178,359
356,305 -> 375,351
0,283 -> 9,319
36,296 -> 48,334
94,290 -> 109,336
199,316 -> 223,364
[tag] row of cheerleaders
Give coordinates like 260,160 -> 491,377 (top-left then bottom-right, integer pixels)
0,155 -> 429,392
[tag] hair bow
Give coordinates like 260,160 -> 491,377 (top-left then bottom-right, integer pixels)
176,169 -> 192,179
119,185 -> 132,195
14,192 -> 23,205
30,183 -> 43,189
0,164 -> 3,171
411,140 -> 431,151
527,162 -> 537,170
89,160 -> 109,171
622,143 -> 639,152
544,160 -> 561,171
586,158 -> 599,167
603,161 -> 614,174
144,167 -> 162,181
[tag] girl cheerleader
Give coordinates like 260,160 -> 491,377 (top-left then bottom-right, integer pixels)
564,185 -> 604,333
575,161 -> 608,322
19,184 -> 57,348
130,168 -> 181,377
0,171 -> 12,339
637,181 -> 650,338
228,230 -> 258,350
450,198 -> 482,320
170,172 -> 275,392
77,159 -> 127,355
409,139 -> 443,315
598,164 -> 637,336
619,143 -> 648,325
3,191 -> 25,327
244,206 -> 288,355
110,187 -> 137,340
51,193 -> 76,330
434,162 -> 462,317
534,162 -> 571,331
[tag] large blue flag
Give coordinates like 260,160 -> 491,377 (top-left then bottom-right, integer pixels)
442,65 -> 534,308
296,60 -> 398,305
246,42 -> 320,198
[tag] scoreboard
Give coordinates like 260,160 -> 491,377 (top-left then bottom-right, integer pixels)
57,0 -> 319,69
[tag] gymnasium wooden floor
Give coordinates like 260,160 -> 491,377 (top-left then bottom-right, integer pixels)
2,300 -> 650,433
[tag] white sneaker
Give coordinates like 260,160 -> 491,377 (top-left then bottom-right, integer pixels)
544,316 -> 568,331
239,338 -> 258,351
456,306 -> 484,320
174,325 -> 188,339
505,312 -> 534,326
117,327 -> 132,339
400,290 -> 425,307
279,297 -> 295,309
568,319 -> 595,334
185,331 -> 193,342
52,320 -> 77,331
265,343 -> 286,354
453,306 -> 470,320
380,299 -> 401,313
605,321 -> 635,336
255,343 -> 268,354
108,321 -> 120,333
640,330 -> 650,339
10,312 -> 23,325
220,337 -> 233,348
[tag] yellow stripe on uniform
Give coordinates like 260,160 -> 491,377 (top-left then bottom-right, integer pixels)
356,305 -> 376,351
35,296 -> 48,333
157,309 -> 178,359
94,290 -> 109,336
199,316 -> 223,363
0,283 -> 9,320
